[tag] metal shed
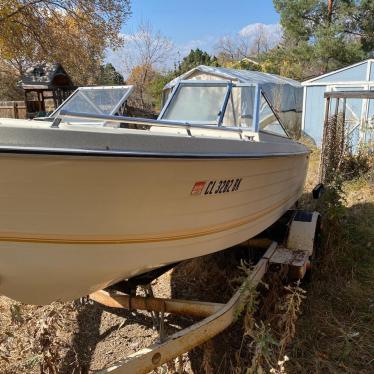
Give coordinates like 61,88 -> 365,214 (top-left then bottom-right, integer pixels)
302,59 -> 374,147
163,65 -> 303,137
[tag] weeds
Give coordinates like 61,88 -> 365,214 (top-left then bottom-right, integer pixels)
235,260 -> 260,321
285,153 -> 374,373
247,321 -> 278,374
276,282 -> 306,359
232,258 -> 307,374
339,150 -> 372,180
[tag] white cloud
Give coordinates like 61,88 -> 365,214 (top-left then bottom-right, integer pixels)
239,23 -> 280,37
239,22 -> 282,48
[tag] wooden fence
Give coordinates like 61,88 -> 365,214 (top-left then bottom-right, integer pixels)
0,101 -> 27,119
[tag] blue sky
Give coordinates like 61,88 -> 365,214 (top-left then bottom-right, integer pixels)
108,0 -> 281,73
123,0 -> 280,45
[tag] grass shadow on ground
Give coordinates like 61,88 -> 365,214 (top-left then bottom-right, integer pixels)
59,301 -> 157,373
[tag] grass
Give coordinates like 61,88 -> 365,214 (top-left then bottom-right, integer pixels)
231,148 -> 374,374
284,155 -> 374,373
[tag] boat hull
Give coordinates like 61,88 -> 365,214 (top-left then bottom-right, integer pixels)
0,151 -> 308,304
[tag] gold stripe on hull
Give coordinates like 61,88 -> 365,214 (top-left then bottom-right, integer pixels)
0,191 -> 300,245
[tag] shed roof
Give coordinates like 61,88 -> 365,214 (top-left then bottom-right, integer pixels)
302,59 -> 374,86
21,63 -> 73,89
163,65 -> 302,90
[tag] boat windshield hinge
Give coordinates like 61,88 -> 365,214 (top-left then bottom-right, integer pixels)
50,117 -> 61,128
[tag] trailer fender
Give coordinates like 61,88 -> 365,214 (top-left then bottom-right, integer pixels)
287,211 -> 321,256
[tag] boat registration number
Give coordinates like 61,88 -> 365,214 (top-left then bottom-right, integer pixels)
191,178 -> 242,196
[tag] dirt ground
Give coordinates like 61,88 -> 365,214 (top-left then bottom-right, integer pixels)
0,245 -> 253,373
0,148 -> 373,373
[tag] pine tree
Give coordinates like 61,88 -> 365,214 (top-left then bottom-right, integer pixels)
269,0 -> 373,79
177,49 -> 220,75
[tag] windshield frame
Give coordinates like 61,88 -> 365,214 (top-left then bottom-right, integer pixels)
258,91 -> 290,138
158,80 -> 234,125
159,80 -> 289,138
49,85 -> 134,118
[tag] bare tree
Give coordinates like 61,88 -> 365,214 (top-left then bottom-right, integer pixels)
216,35 -> 243,62
250,24 -> 271,56
122,21 -> 174,108
216,24 -> 282,64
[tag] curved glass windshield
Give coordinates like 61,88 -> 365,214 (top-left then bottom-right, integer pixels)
162,84 -> 227,122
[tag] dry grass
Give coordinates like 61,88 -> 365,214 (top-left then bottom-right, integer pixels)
285,155 -> 374,373
0,300 -> 76,373
222,149 -> 374,374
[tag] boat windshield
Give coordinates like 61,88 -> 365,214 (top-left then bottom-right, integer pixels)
162,84 -> 227,123
160,81 -> 288,137
160,82 -> 257,128
50,86 -> 133,120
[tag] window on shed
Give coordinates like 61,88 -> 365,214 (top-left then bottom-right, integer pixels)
259,94 -> 288,136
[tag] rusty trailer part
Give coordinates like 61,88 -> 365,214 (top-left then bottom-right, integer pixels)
90,290 -> 225,318
269,247 -> 310,279
93,242 -> 278,374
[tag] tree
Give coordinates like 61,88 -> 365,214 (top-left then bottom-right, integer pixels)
260,38 -> 315,79
122,21 -> 174,109
177,48 -> 219,74
141,49 -> 220,110
97,63 -> 124,85
0,0 -> 131,86
272,0 -> 372,77
126,64 -> 157,110
216,24 -> 281,65
251,24 -> 272,56
0,61 -> 23,100
356,0 -> 374,53
147,70 -> 177,111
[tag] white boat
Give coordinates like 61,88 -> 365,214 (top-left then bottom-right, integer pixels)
0,72 -> 308,304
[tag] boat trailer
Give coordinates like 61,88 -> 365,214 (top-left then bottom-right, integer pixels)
90,210 -> 320,374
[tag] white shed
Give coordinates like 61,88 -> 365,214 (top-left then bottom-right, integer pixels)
302,59 -> 374,147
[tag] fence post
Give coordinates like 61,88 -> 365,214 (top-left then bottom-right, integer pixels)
13,102 -> 19,119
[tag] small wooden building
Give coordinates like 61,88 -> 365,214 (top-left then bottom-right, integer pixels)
21,63 -> 75,118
